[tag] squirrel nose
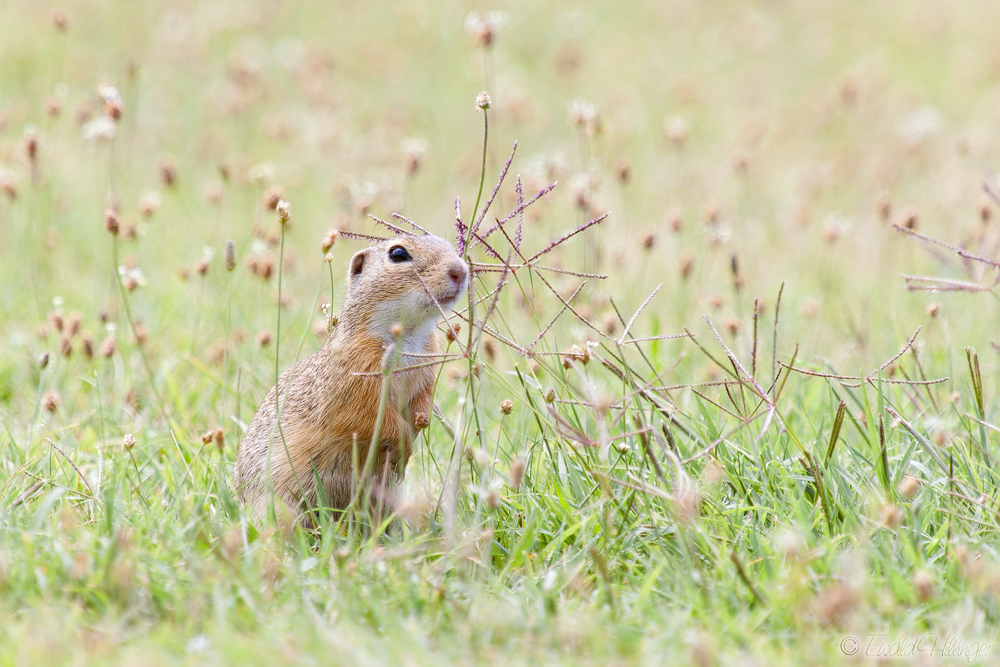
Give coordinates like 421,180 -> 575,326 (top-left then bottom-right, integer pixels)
447,262 -> 467,287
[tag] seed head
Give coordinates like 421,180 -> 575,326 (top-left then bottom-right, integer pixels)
42,390 -> 61,413
321,228 -> 339,253
476,91 -> 492,112
276,199 -> 291,223
81,334 -> 94,359
545,388 -> 556,404
614,156 -> 631,183
485,485 -> 501,510
898,475 -> 920,499
100,335 -> 116,358
509,457 -> 526,490
390,323 -> 404,338
897,205 -> 919,230
104,209 -> 119,235
925,302 -> 941,319
52,10 -> 68,31
0,171 -> 17,201
38,351 -> 50,369
262,185 -> 285,210
912,570 -> 934,602
122,433 -> 136,450
158,155 -> 177,188
445,323 -> 461,343
59,334 -> 73,358
500,399 -> 513,415
256,329 -> 273,348
641,229 -> 656,250
880,503 -> 903,529
680,251 -> 695,281
23,128 -> 39,161
224,240 -> 236,271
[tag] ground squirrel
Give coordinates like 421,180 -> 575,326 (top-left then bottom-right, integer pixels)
234,234 -> 468,524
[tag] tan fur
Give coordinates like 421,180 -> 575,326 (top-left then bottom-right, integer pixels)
234,234 -> 467,524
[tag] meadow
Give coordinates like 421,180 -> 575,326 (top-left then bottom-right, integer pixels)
1,0 -> 1000,664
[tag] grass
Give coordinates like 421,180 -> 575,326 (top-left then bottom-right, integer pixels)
2,0 -> 1000,664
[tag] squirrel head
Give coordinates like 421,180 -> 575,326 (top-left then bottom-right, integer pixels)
341,234 -> 469,343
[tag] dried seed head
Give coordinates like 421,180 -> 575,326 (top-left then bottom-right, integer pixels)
59,334 -> 72,358
81,334 -> 94,359
951,390 -> 961,405
321,229 -> 339,253
200,430 -> 214,444
880,503 -> 903,529
673,481 -> 699,525
545,388 -> 556,404
122,433 -> 136,450
44,96 -> 61,117
876,193 -> 891,221
925,301 -> 941,318
723,317 -> 740,337
445,323 -> 461,343
664,115 -> 690,145
642,229 -> 656,250
158,155 -> 177,188
614,156 -> 631,183
0,171 -> 17,201
483,338 -> 496,362
132,322 -> 148,346
23,128 -> 39,161
500,399 -> 513,415
256,329 -> 272,348
214,428 -> 227,450
100,335 -> 116,358
224,240 -> 236,271
390,322 -> 404,338
38,351 -> 50,369
912,569 -> 934,602
898,475 -> 920,499
414,411 -> 430,430
52,10 -> 68,31
276,199 -> 291,223
195,257 -> 209,276
667,208 -> 683,233
509,457 -> 526,490
979,196 -> 992,223
49,311 -> 64,332
67,310 -> 82,335
42,390 -> 61,413
680,251 -> 695,281
138,191 -> 160,218
898,205 -> 919,230
485,485 -> 501,510
104,208 -> 120,235
602,313 -> 619,335
476,91 -> 492,112
471,363 -> 480,378
262,185 -> 285,211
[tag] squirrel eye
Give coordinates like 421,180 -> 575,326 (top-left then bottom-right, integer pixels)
388,246 -> 411,263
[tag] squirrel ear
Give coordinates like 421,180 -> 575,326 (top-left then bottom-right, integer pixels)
348,250 -> 367,280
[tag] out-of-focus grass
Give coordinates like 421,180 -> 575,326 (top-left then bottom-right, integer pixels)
2,0 -> 1000,664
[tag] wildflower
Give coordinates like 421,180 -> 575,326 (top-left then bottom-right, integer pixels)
122,433 -> 136,450
414,411 -> 430,430
138,191 -> 161,218
445,323 -> 461,343
926,302 -> 941,318
23,127 -> 39,161
898,475 -> 920,499
256,329 -> 272,348
567,98 -> 600,136
476,91 -> 492,112
81,334 -> 94,359
38,352 -> 49,369
83,116 -> 117,143
59,334 -> 72,358
500,399 -> 513,415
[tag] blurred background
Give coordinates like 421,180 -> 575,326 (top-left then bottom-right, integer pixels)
2,0 -> 1000,419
